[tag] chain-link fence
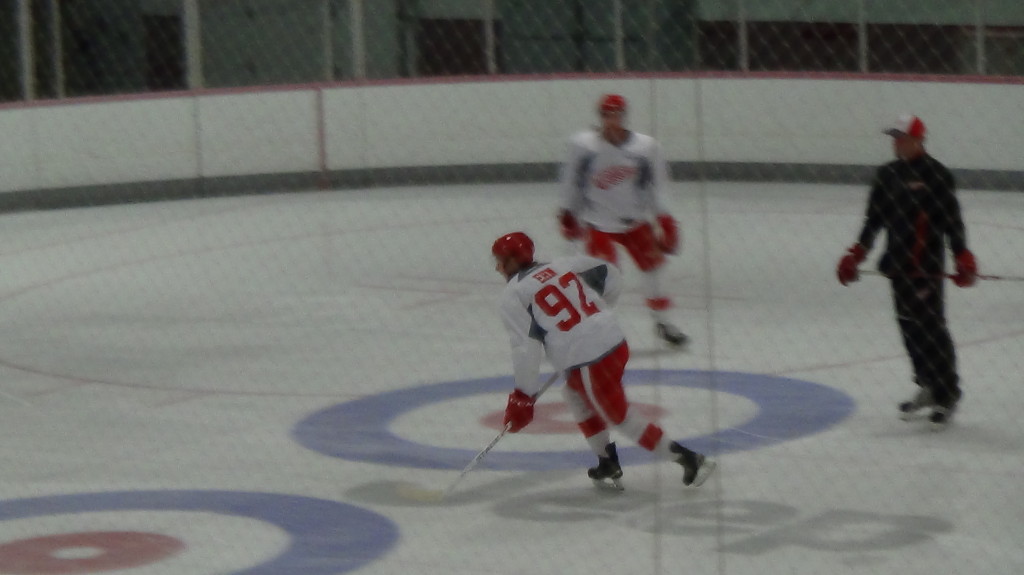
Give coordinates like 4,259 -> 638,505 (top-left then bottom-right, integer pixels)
2,0 -> 1023,102
0,5 -> 1023,575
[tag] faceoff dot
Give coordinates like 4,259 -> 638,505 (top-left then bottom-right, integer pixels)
0,531 -> 184,574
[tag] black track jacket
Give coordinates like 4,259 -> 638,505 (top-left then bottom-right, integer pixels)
857,154 -> 968,277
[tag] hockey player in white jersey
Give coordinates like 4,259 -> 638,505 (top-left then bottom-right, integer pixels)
492,231 -> 716,490
557,93 -> 689,347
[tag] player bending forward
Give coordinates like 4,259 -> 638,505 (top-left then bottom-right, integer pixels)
492,231 -> 716,489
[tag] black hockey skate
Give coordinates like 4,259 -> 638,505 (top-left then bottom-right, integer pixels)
898,387 -> 935,421
656,322 -> 689,348
588,443 -> 624,491
670,442 -> 716,487
928,404 -> 957,431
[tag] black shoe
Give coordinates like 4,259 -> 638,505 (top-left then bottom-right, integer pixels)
928,405 -> 956,431
588,443 -> 624,489
656,322 -> 689,347
670,442 -> 716,487
899,387 -> 935,420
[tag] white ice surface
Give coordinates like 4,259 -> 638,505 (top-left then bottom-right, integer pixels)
0,181 -> 1021,574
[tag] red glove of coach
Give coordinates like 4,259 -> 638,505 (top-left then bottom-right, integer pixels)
836,244 -> 867,286
656,213 -> 679,254
952,249 -> 977,287
558,210 -> 582,240
503,389 -> 535,433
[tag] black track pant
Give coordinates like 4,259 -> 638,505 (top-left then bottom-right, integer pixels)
890,275 -> 961,408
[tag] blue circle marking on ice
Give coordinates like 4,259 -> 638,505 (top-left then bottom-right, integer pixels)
0,491 -> 398,575
293,370 -> 855,471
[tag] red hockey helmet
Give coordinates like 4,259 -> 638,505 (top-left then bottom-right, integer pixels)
492,232 -> 535,265
599,93 -> 627,114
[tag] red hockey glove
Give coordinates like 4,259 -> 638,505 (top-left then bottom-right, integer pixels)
952,249 -> 977,288
558,210 -> 582,240
836,244 -> 867,286
656,213 -> 680,254
503,389 -> 535,433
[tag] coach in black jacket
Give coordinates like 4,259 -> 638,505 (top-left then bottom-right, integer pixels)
836,114 -> 977,430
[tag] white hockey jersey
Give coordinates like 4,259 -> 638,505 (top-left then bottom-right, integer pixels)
559,130 -> 670,233
499,255 -> 625,396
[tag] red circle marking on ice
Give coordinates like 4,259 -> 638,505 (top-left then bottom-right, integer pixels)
0,531 -> 185,574
480,401 -> 668,433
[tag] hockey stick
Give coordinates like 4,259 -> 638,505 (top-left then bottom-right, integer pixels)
861,269 -> 1024,282
398,371 -> 563,502
976,274 -> 1024,282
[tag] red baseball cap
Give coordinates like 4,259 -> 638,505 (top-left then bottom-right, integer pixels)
883,114 -> 926,140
